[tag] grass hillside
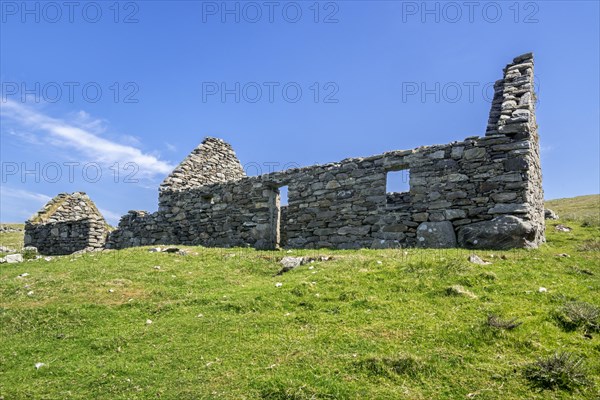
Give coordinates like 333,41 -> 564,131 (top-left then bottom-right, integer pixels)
0,224 -> 24,253
0,196 -> 598,399
546,195 -> 600,226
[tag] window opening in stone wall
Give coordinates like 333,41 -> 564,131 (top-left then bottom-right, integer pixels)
279,186 -> 289,206
386,169 -> 411,210
386,170 -> 410,194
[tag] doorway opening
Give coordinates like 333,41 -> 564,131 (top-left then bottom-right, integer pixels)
267,185 -> 289,249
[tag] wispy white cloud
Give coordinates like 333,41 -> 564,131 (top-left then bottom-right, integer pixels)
1,187 -> 51,203
0,187 -> 52,222
165,142 -> 177,152
1,100 -> 175,178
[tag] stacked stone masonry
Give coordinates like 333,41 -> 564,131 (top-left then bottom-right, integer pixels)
24,192 -> 109,255
28,53 -> 545,253
105,53 -> 544,251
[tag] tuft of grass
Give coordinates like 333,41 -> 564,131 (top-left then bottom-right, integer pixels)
578,239 -> 600,252
555,301 -> 600,333
354,354 -> 422,379
487,314 -> 522,330
524,352 -> 588,391
445,285 -> 476,298
580,217 -> 600,228
21,247 -> 38,260
478,271 -> 498,281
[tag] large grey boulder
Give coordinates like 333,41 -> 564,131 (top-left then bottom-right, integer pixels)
0,254 -> 23,264
416,221 -> 457,248
544,208 -> 559,220
457,215 -> 536,250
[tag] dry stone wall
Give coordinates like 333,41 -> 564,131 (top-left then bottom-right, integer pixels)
160,137 -> 246,191
104,53 -> 544,250
25,192 -> 108,255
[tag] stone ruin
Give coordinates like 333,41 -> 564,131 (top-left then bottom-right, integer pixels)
105,53 -> 544,251
24,192 -> 109,255
26,53 -> 546,254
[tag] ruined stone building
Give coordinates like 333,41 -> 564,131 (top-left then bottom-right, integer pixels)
25,192 -> 109,255
104,53 -> 544,251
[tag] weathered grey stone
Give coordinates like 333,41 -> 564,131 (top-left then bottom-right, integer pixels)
413,212 -> 429,222
444,209 -> 467,220
468,255 -> 491,265
464,148 -> 486,160
488,203 -> 529,214
491,192 -> 518,202
0,254 -> 23,263
416,221 -> 457,248
544,208 -> 559,220
457,215 -> 537,249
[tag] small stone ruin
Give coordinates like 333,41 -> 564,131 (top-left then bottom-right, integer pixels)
24,192 -> 109,255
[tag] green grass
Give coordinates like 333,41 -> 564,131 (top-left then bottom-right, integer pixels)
0,224 -> 24,256
546,194 -> 600,227
0,197 -> 599,399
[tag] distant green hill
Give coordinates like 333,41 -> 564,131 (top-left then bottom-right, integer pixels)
546,194 -> 600,226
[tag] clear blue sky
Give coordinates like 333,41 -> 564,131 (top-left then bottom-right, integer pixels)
1,1 -> 599,224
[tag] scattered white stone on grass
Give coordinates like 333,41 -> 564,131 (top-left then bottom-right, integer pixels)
17,273 -> 29,278
34,362 -> 45,370
146,319 -> 153,325
280,256 -> 304,269
468,255 -> 491,265
556,253 -> 570,258
445,285 -> 477,299
149,247 -> 162,253
108,289 -> 115,293
538,287 -> 547,293
27,291 -> 34,296
276,256 -> 332,275
376,261 -> 382,265
1,254 -> 23,264
44,257 -> 52,261
153,266 -> 161,270
555,224 -> 572,232
275,282 -> 283,287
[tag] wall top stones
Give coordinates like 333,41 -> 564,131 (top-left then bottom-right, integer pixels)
486,52 -> 535,138
27,192 -> 106,225
159,137 -> 246,193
